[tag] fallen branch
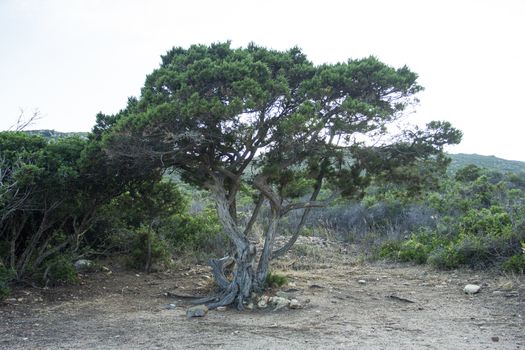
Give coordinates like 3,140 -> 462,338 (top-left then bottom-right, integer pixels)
387,294 -> 415,303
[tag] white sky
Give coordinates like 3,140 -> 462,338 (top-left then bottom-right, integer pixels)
1,0 -> 524,160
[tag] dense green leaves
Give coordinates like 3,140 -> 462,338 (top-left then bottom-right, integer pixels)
376,165 -> 525,270
0,128 -> 168,285
106,43 -> 459,208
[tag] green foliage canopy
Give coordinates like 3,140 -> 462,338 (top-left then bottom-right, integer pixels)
105,42 -> 461,204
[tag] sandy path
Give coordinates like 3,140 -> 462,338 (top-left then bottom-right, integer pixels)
1,246 -> 524,349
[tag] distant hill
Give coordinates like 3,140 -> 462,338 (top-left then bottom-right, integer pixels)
24,129 -> 89,141
448,153 -> 525,174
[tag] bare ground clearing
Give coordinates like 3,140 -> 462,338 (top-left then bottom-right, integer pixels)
1,241 -> 524,349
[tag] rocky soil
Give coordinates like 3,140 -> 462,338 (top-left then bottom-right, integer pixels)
1,238 -> 524,349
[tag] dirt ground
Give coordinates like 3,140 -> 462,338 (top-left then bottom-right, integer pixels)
1,239 -> 524,349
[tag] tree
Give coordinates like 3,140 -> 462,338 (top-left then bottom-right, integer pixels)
105,42 -> 462,309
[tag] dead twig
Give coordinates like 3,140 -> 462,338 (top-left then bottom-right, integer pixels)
387,294 -> 416,303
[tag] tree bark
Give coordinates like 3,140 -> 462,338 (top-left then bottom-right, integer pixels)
208,176 -> 257,309
255,206 -> 279,290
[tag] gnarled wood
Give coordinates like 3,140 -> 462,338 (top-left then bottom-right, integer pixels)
209,256 -> 234,290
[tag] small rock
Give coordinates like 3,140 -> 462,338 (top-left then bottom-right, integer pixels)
216,306 -> 227,311
257,299 -> 268,309
269,296 -> 290,310
164,303 -> 177,310
289,299 -> 303,309
491,336 -> 499,342
358,280 -> 366,285
101,266 -> 111,272
186,305 -> 208,318
464,284 -> 481,294
246,302 -> 254,310
74,259 -> 93,272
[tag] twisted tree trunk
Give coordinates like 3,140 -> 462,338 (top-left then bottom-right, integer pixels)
203,174 -> 321,309
207,179 -> 258,309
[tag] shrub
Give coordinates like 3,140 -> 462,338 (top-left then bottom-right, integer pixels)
165,208 -> 228,255
450,234 -> 495,268
0,264 -> 15,300
398,240 -> 430,264
40,254 -> 79,286
459,206 -> 512,236
427,245 -> 460,269
265,272 -> 288,288
128,226 -> 171,271
400,230 -> 449,264
378,240 -> 402,260
293,243 -> 323,259
501,254 -> 525,274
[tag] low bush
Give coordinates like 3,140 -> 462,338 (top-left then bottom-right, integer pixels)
502,250 -> 525,274
378,240 -> 402,260
164,208 -> 229,258
128,226 -> 171,272
427,246 -> 459,269
265,272 -> 288,288
0,263 -> 15,300
39,254 -> 79,286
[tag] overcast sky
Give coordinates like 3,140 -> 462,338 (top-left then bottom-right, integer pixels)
1,0 -> 524,160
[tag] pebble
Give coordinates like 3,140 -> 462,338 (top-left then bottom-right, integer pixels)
464,284 -> 481,294
74,259 -> 93,272
358,280 -> 366,284
164,303 -> 177,310
257,299 -> 268,309
186,305 -> 208,318
289,299 -> 303,309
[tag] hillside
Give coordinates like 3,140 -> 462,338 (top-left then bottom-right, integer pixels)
448,153 -> 525,174
24,129 -> 89,140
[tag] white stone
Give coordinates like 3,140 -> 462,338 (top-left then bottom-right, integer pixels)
464,284 -> 481,294
74,259 -> 93,272
289,299 -> 303,309
257,299 -> 268,309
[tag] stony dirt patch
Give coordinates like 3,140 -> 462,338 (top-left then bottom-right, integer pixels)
1,242 -> 524,349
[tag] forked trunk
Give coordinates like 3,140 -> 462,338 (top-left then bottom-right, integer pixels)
207,181 -> 259,309
205,177 -> 283,309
